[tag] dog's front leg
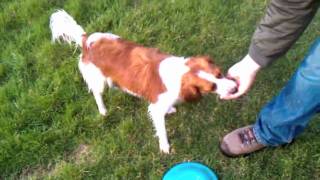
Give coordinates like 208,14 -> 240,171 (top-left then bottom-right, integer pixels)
148,103 -> 172,154
78,60 -> 107,116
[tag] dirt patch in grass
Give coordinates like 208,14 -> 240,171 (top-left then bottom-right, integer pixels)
72,144 -> 94,165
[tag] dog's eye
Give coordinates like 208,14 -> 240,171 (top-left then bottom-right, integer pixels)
216,73 -> 223,79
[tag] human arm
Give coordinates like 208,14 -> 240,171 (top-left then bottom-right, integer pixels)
222,0 -> 319,100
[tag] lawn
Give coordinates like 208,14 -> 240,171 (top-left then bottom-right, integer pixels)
1,0 -> 320,179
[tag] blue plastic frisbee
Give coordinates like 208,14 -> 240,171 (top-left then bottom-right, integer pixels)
163,162 -> 218,180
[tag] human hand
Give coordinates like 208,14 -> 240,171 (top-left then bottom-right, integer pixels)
222,54 -> 261,100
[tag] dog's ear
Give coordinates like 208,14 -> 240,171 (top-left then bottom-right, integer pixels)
194,76 -> 216,93
181,84 -> 201,102
180,72 -> 216,101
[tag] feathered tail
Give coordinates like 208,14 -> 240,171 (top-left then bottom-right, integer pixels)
49,10 -> 85,47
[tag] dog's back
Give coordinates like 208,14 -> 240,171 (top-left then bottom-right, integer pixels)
82,36 -> 169,103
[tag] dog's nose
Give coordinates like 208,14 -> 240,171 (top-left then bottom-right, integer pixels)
229,87 -> 238,94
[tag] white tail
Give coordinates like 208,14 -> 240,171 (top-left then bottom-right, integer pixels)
49,10 -> 85,47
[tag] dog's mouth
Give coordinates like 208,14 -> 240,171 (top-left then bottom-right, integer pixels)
228,86 -> 238,94
214,77 -> 238,98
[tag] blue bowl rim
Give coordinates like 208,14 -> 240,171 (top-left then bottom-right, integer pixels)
162,161 -> 218,180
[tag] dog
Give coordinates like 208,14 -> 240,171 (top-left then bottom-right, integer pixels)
49,10 -> 237,153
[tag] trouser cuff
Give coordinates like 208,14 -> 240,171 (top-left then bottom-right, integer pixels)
253,125 -> 271,146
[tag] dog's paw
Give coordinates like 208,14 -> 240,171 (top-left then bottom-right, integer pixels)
166,107 -> 176,115
160,142 -> 170,154
99,108 -> 107,116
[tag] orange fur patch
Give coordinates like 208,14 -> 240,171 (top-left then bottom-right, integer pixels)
180,56 -> 222,101
82,35 -> 169,103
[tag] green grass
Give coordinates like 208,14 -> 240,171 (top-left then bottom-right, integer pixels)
1,0 -> 320,179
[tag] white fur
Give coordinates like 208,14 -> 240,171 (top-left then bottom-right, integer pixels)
78,59 -> 108,116
50,10 -> 85,46
87,32 -> 120,47
106,77 -> 114,88
197,70 -> 237,99
122,88 -> 141,97
167,107 -> 177,114
148,56 -> 189,153
159,57 -> 190,96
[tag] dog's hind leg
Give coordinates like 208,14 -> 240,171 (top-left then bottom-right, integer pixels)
79,58 -> 107,116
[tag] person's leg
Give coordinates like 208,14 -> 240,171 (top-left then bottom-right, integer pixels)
254,37 -> 320,146
220,37 -> 320,157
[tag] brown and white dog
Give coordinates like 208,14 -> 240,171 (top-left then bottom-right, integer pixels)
50,10 -> 237,153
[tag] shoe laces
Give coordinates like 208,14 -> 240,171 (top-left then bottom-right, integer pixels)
239,128 -> 257,146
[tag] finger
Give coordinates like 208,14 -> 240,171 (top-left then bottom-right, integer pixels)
226,74 -> 240,85
220,85 -> 247,100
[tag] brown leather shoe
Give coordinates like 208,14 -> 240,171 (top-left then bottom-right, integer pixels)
220,125 -> 266,157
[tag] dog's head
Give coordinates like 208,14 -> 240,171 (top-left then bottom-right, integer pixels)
180,56 -> 237,101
